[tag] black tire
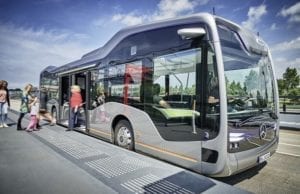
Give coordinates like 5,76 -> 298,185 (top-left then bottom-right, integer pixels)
114,120 -> 134,150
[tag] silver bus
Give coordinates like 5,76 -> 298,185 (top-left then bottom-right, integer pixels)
40,13 -> 279,177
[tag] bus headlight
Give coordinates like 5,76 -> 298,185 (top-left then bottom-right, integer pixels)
229,133 -> 245,150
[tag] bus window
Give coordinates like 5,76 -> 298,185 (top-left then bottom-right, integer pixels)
148,48 -> 203,141
107,61 -> 143,108
90,69 -> 106,124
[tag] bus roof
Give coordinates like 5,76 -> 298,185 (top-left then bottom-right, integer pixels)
215,16 -> 268,56
49,13 -> 214,75
40,65 -> 57,74
49,12 -> 267,75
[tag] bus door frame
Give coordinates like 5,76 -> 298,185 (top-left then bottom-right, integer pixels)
58,74 -> 71,126
70,71 -> 90,131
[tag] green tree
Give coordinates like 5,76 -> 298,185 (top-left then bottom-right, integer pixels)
277,79 -> 286,96
278,67 -> 300,106
228,81 -> 245,96
225,76 -> 232,95
229,81 -> 237,95
277,67 -> 300,96
283,67 -> 300,94
244,70 -> 258,95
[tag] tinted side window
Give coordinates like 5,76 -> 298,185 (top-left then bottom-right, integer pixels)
106,61 -> 143,109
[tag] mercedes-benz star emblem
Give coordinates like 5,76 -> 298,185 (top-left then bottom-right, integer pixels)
259,124 -> 267,139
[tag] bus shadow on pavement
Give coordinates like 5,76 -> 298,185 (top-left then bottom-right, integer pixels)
216,162 -> 267,185
126,171 -> 216,193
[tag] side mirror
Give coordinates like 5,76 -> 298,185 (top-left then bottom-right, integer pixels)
177,27 -> 206,39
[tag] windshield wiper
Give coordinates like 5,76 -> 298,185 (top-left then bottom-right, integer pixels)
269,112 -> 278,119
260,107 -> 278,120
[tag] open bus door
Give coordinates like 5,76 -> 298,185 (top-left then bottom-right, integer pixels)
59,75 -> 70,126
72,72 -> 88,132
59,72 -> 88,132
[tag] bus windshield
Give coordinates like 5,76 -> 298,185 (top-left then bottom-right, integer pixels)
224,55 -> 275,114
219,25 -> 275,116
219,24 -> 277,152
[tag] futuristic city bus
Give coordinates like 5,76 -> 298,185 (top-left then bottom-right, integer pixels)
40,13 -> 279,176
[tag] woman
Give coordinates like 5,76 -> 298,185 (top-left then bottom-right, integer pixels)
66,85 -> 82,131
2,80 -> 10,127
0,80 -> 8,128
17,84 -> 33,130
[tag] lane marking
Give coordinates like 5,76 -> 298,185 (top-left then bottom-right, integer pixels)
276,151 -> 300,157
280,132 -> 300,136
279,143 -> 300,147
280,121 -> 300,125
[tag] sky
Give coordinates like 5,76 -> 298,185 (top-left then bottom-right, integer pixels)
0,0 -> 299,89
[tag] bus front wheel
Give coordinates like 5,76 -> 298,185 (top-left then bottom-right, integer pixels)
114,120 -> 134,150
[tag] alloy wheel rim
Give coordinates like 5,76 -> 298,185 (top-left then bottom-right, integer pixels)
117,126 -> 132,147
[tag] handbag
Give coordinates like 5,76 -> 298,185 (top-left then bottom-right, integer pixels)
20,95 -> 29,113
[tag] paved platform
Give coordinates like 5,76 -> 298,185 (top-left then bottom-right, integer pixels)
0,111 -> 249,194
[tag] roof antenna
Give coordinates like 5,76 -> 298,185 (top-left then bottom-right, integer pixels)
212,7 -> 216,15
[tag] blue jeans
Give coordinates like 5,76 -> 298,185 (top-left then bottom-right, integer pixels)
0,102 -> 6,124
69,108 -> 78,129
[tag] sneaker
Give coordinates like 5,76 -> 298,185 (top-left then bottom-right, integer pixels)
26,129 -> 33,132
3,123 -> 8,128
0,124 -> 3,128
33,128 -> 40,131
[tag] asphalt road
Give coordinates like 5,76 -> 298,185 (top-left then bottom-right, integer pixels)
280,113 -> 300,129
217,128 -> 300,194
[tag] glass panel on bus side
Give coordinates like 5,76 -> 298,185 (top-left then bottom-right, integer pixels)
147,48 -> 206,141
106,61 -> 143,109
90,69 -> 107,125
60,76 -> 70,126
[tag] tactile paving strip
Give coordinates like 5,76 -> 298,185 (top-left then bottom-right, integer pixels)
121,174 -> 194,194
85,155 -> 151,178
35,130 -> 104,159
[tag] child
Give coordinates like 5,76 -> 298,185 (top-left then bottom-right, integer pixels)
26,97 -> 39,132
66,85 -> 82,131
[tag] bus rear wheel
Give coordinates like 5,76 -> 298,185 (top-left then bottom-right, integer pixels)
114,120 -> 134,150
